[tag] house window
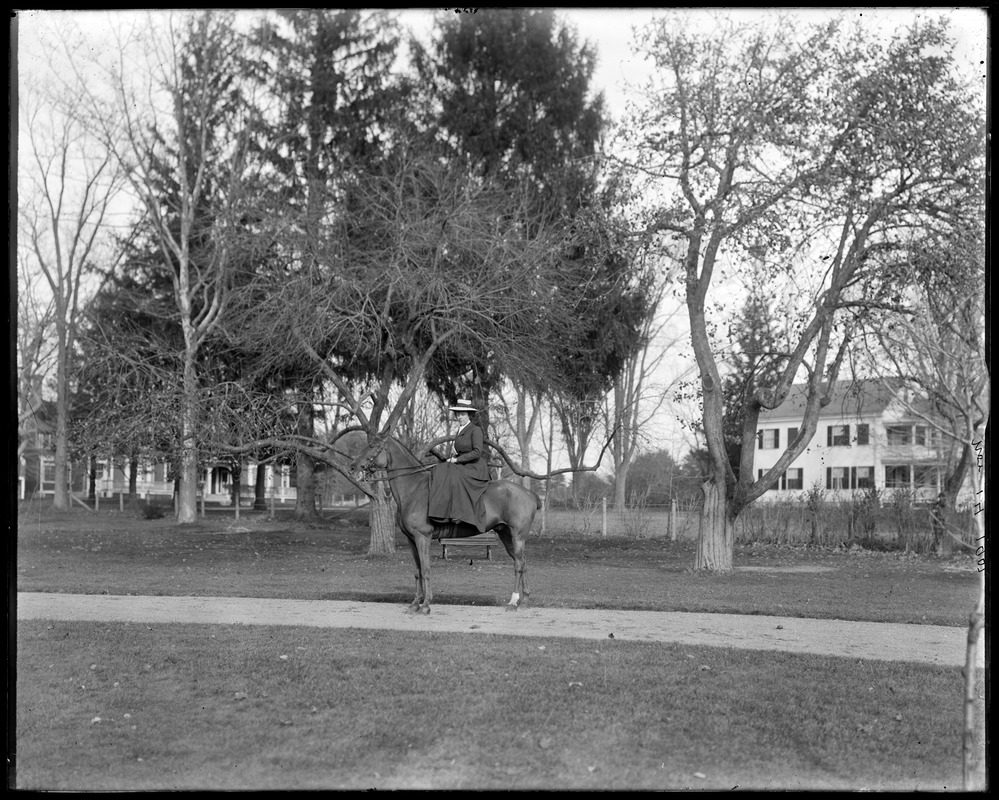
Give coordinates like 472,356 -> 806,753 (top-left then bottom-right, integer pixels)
757,469 -> 778,490
758,428 -> 780,449
886,424 -> 912,445
854,466 -> 875,489
826,467 -> 848,490
783,468 -> 803,491
827,425 -> 851,447
886,424 -> 934,447
885,465 -> 910,489
856,424 -> 870,446
913,466 -> 939,491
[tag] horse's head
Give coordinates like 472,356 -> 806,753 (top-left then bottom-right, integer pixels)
350,436 -> 390,482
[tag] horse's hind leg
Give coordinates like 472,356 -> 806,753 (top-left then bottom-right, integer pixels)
496,527 -> 528,611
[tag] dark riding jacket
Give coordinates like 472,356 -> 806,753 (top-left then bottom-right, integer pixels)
451,423 -> 490,481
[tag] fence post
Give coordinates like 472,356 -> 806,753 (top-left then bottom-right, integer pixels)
670,499 -> 677,542
119,492 -> 124,512
602,498 -> 607,537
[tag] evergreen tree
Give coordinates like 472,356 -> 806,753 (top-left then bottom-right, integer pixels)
411,9 -> 616,434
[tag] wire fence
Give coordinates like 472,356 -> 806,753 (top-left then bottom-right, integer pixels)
537,495 -> 978,555
26,486 -> 977,556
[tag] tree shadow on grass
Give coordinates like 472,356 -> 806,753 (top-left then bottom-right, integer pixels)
320,590 -> 503,606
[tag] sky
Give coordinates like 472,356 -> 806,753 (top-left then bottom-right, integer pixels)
397,7 -> 988,124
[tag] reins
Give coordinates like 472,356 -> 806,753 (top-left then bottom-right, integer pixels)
364,464 -> 434,480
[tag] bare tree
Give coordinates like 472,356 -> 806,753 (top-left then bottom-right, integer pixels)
71,11 -> 262,523
860,225 -> 987,552
493,383 -> 545,489
16,265 -> 56,463
608,286 -> 689,509
620,12 -> 985,570
17,53 -> 131,509
223,151 -> 578,553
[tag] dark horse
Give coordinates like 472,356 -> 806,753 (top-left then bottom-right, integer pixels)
352,436 -> 541,614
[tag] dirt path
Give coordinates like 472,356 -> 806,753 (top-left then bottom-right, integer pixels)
16,592 -> 983,668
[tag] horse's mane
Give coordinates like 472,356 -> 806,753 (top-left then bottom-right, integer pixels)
384,435 -> 435,467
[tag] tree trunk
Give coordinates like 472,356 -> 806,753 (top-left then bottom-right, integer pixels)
230,462 -> 241,509
177,356 -> 200,524
612,377 -> 630,510
516,392 -> 533,490
254,462 -> 267,511
962,430 -> 985,789
937,442 -> 972,555
472,381 -> 491,461
294,400 -> 320,520
53,352 -> 70,510
128,458 -> 138,502
695,480 -> 734,571
366,478 -> 396,555
88,456 -> 97,502
614,460 -> 630,510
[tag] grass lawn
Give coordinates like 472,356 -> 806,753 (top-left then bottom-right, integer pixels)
15,507 -> 980,625
13,506 -> 986,790
16,620 -> 983,791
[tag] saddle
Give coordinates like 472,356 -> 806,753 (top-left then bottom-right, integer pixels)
431,520 -> 482,541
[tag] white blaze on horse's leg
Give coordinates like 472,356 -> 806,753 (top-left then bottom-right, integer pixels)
509,592 -> 520,606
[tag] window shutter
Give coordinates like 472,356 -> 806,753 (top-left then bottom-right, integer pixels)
844,425 -> 850,445
781,472 -> 786,491
826,467 -> 832,490
857,424 -> 869,445
774,429 -> 780,449
851,467 -> 856,490
788,427 -> 798,445
758,469 -> 763,481
757,430 -> 763,450
827,426 -> 832,446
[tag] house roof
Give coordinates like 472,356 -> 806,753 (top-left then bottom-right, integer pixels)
19,399 -> 57,434
760,379 -> 902,422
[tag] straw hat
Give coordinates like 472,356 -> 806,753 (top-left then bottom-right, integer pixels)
447,399 -> 478,414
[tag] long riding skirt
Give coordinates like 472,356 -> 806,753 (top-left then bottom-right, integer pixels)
428,463 -> 490,531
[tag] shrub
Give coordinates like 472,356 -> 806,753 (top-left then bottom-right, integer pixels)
136,501 -> 167,520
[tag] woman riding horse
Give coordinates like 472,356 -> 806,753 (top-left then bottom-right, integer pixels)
427,399 -> 490,534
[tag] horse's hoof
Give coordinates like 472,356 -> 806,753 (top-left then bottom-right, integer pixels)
505,603 -> 519,612
420,606 -> 431,615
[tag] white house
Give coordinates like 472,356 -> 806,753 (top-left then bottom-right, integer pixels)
90,459 -> 297,505
752,380 -> 969,504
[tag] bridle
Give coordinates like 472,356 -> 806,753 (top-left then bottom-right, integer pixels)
356,438 -> 436,482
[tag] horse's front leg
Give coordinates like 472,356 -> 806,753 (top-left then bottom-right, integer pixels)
414,532 -> 433,614
403,533 -> 424,613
